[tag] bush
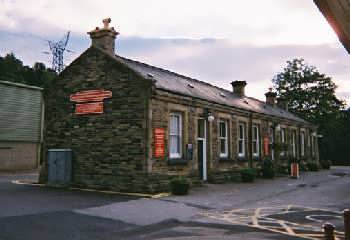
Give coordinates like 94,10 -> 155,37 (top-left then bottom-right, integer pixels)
299,161 -> 308,171
276,164 -> 289,175
306,162 -> 319,171
240,168 -> 256,182
261,157 -> 275,178
320,160 -> 331,170
170,176 -> 190,195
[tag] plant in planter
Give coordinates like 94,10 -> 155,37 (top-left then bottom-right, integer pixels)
261,156 -> 275,178
306,162 -> 319,171
320,160 -> 331,170
276,164 -> 289,175
170,176 -> 190,195
299,160 -> 308,171
240,168 -> 256,182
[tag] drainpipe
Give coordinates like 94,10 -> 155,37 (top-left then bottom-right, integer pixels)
297,125 -> 301,162
248,112 -> 253,168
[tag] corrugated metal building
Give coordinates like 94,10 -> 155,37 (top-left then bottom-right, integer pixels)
0,80 -> 44,171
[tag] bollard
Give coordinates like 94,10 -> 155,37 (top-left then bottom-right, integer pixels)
344,209 -> 350,240
323,223 -> 335,240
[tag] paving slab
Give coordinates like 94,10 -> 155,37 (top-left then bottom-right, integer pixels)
76,198 -> 200,226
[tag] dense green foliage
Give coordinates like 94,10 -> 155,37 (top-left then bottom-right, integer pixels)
306,162 -> 319,171
170,176 -> 190,195
0,53 -> 56,89
240,168 -> 256,182
261,157 -> 275,179
273,58 -> 348,165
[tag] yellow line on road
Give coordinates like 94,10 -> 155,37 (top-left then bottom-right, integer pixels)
277,220 -> 295,235
251,208 -> 261,226
12,180 -> 171,198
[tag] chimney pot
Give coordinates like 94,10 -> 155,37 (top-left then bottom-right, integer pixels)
265,89 -> 277,106
88,18 -> 119,55
231,80 -> 247,97
277,97 -> 288,110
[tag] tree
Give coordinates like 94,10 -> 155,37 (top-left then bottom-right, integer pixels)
0,53 -> 56,88
272,58 -> 347,163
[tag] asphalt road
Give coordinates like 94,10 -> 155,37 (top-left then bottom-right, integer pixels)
0,167 -> 349,240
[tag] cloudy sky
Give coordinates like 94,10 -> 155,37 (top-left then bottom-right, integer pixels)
1,0 -> 349,105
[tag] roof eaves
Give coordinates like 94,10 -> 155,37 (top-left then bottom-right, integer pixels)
0,80 -> 43,91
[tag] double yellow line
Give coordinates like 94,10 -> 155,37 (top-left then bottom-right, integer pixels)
11,180 -> 170,199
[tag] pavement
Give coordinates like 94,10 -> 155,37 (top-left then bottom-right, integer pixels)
1,167 -> 350,239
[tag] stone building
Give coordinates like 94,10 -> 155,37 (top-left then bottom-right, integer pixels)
41,19 -> 319,192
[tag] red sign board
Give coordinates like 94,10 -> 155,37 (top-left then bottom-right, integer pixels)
70,89 -> 112,115
154,128 -> 165,158
76,102 -> 103,115
263,136 -> 269,156
70,90 -> 112,103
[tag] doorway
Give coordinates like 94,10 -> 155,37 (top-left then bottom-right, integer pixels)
197,118 -> 207,180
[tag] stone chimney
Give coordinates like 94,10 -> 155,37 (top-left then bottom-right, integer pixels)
265,88 -> 277,106
277,97 -> 288,111
231,81 -> 247,97
88,18 -> 119,55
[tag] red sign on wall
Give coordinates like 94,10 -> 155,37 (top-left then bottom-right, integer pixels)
70,90 -> 112,103
154,128 -> 165,158
76,102 -> 104,115
70,89 -> 112,115
263,136 -> 270,156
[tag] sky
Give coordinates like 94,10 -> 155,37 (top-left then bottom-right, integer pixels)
1,0 -> 350,106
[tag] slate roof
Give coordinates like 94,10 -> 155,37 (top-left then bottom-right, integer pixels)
114,55 -> 309,125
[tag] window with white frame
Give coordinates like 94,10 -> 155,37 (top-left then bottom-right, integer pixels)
169,113 -> 182,159
280,128 -> 286,156
252,124 -> 260,157
301,131 -> 305,157
238,123 -> 246,157
219,120 -> 228,158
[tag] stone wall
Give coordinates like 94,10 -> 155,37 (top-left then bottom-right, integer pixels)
148,90 -> 318,178
41,47 -> 158,192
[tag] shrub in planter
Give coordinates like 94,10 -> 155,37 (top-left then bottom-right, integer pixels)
170,176 -> 190,195
276,164 -> 289,175
306,162 -> 319,171
320,160 -> 331,170
240,168 -> 256,182
299,161 -> 308,171
261,157 -> 275,178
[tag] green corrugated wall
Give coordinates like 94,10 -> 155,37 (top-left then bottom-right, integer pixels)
0,82 -> 43,143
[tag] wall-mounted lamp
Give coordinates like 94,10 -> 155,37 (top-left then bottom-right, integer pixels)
275,124 -> 281,131
208,113 -> 215,122
317,134 -> 323,138
312,132 -> 317,137
203,108 -> 215,122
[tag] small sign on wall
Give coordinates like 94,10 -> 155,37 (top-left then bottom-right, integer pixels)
76,102 -> 103,115
263,136 -> 269,155
70,89 -> 112,115
154,128 -> 165,158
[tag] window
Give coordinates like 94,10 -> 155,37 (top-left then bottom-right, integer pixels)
292,130 -> 296,158
252,124 -> 260,157
301,131 -> 305,157
219,120 -> 228,158
280,128 -> 286,156
238,123 -> 246,157
169,113 -> 182,158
